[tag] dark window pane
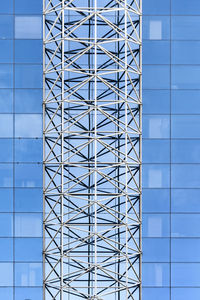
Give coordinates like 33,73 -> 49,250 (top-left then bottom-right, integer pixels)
15,40 -> 42,63
15,139 -> 42,162
172,189 -> 200,213
0,239 -> 13,261
15,0 -> 42,14
143,41 -> 170,64
0,16 -> 13,39
0,189 -> 13,212
15,114 -> 42,138
15,188 -> 42,213
15,89 -> 42,113
172,140 -> 200,163
172,16 -> 200,40
172,90 -> 200,114
0,90 -> 13,113
143,65 -> 170,89
15,16 -> 42,39
15,238 -> 42,262
172,164 -> 200,188
143,238 -> 170,262
15,164 -> 42,188
143,263 -> 170,287
172,263 -> 200,286
0,164 -> 13,187
172,66 -> 200,89
172,214 -> 200,237
143,0 -> 170,15
0,264 -> 13,286
0,139 -> 13,162
15,65 -> 42,88
143,16 -> 170,40
0,214 -> 13,237
15,288 -> 42,300
0,65 -> 13,88
172,0 -> 200,15
172,288 -> 200,300
172,115 -> 200,139
143,288 -> 170,300
0,41 -> 13,63
143,214 -> 170,237
15,213 -> 42,237
15,263 -> 42,286
143,189 -> 170,213
172,239 -> 200,262
143,115 -> 170,138
143,164 -> 170,188
143,140 -> 170,163
143,90 -> 170,114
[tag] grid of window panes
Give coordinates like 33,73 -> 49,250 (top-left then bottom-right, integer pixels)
142,1 -> 200,300
0,0 -> 43,299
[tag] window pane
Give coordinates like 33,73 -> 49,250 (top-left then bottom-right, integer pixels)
15,16 -> 42,39
143,65 -> 170,89
143,90 -> 170,114
0,115 -> 13,138
172,90 -> 200,114
0,239 -> 13,261
0,263 -> 13,286
143,263 -> 170,287
172,239 -> 200,262
172,115 -> 200,139
15,263 -> 42,286
0,16 -> 13,39
15,0 -> 42,14
0,189 -> 13,212
0,214 -> 13,237
172,0 -> 200,15
0,65 -> 13,88
143,140 -> 170,163
172,16 -> 200,40
0,164 -> 13,187
172,263 -> 200,286
143,189 -> 170,213
15,114 -> 42,138
172,66 -> 200,89
143,214 -> 170,237
143,164 -> 170,188
143,41 -> 170,64
15,40 -> 42,63
15,164 -> 42,188
143,16 -> 170,40
15,238 -> 42,262
15,288 -> 42,300
15,65 -> 42,88
0,1 -> 13,13
15,89 -> 42,113
172,41 -> 200,64
172,164 -> 200,188
15,139 -> 42,162
143,238 -> 170,262
172,214 -> 200,237
0,139 -> 13,162
172,140 -> 200,163
143,0 -> 170,15
0,288 -> 13,299
15,189 -> 42,213
15,213 -> 42,237
0,41 -> 13,63
143,288 -> 170,300
143,115 -> 170,138
172,189 -> 200,213
0,90 -> 13,113
172,288 -> 200,300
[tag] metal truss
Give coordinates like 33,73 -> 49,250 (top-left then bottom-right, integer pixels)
43,0 -> 142,299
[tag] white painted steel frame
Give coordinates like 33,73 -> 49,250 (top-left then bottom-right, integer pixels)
43,0 -> 142,299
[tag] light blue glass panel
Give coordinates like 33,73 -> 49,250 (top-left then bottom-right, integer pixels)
143,115 -> 170,138
0,239 -> 13,261
172,115 -> 200,139
143,238 -> 170,262
0,164 -> 13,187
143,164 -> 170,188
15,89 -> 42,113
15,16 -> 42,39
172,16 -> 200,40
0,288 -> 13,299
143,0 -> 170,15
15,238 -> 42,262
0,189 -> 13,212
15,189 -> 42,213
15,213 -> 42,237
172,140 -> 200,163
15,65 -> 42,88
172,0 -> 200,15
0,41 -> 13,63
0,264 -> 13,286
172,214 -> 200,237
143,41 -> 170,64
172,288 -> 200,300
15,0 -> 42,14
0,214 -> 13,236
0,16 -> 13,39
143,189 -> 170,213
143,263 -> 170,287
172,66 -> 200,89
0,90 -> 13,113
143,90 -> 170,114
172,263 -> 200,286
0,65 -> 13,88
0,115 -> 13,138
15,288 -> 42,300
172,164 -> 200,188
15,139 -> 42,162
143,140 -> 170,163
15,40 -> 42,63
172,41 -> 200,64
143,16 -> 170,40
15,164 -> 42,188
15,114 -> 42,138
143,214 -> 170,237
172,90 -> 200,114
172,239 -> 200,262
15,263 -> 42,286
0,1 -> 13,13
0,139 -> 13,162
172,189 -> 200,213
143,65 -> 170,89
143,288 -> 170,300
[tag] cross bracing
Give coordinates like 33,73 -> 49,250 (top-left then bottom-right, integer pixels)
43,0 -> 142,299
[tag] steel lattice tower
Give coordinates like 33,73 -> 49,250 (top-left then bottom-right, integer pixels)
43,0 -> 142,299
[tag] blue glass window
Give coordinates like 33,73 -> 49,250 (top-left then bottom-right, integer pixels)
143,65 -> 170,89
15,89 -> 42,113
172,16 -> 200,40
15,288 -> 42,300
172,263 -> 200,286
143,140 -> 170,163
172,140 -> 200,163
143,189 -> 170,213
0,239 -> 13,261
0,164 -> 13,187
15,164 -> 42,188
15,16 -> 42,39
15,263 -> 42,286
143,238 -> 170,262
0,1 -> 13,13
0,65 -> 13,88
172,90 -> 200,114
143,0 -> 170,15
143,214 -> 170,237
0,16 -> 13,39
15,238 -> 42,262
15,65 -> 42,88
143,263 -> 170,287
172,115 -> 200,139
172,66 -> 200,89
0,264 -> 13,286
172,41 -> 200,64
0,189 -> 13,212
143,41 -> 170,64
0,288 -> 13,299
171,288 -> 200,300
143,16 -> 170,40
172,0 -> 200,15
0,41 -> 13,63
0,139 -> 13,162
172,164 -> 200,188
15,40 -> 42,63
15,139 -> 42,162
143,288 -> 170,300
15,213 -> 42,237
0,214 -> 13,236
143,115 -> 170,138
143,164 -> 170,188
172,239 -> 200,262
143,90 -> 170,114
15,0 -> 42,14
0,115 -> 13,138
0,90 -> 13,113
15,188 -> 42,213
15,114 -> 42,138
172,189 -> 200,213
172,214 -> 200,237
